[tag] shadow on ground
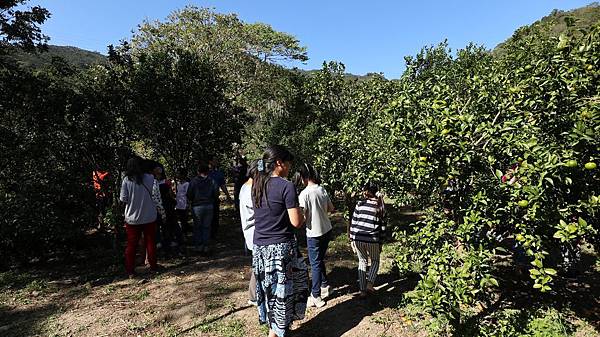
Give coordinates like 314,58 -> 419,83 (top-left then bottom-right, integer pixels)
294,267 -> 418,337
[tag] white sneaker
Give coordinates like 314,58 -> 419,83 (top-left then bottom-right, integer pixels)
321,285 -> 331,300
307,295 -> 326,308
247,299 -> 258,306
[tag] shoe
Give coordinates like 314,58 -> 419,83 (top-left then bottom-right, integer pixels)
156,242 -> 162,249
366,282 -> 376,294
247,299 -> 258,306
307,295 -> 326,308
321,285 -> 331,299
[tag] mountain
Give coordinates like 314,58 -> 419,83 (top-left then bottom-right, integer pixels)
494,2 -> 600,53
296,68 -> 385,81
4,45 -> 107,69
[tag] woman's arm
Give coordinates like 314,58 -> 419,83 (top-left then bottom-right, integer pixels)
287,207 -> 304,228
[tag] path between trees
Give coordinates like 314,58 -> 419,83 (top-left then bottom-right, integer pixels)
0,205 -> 425,337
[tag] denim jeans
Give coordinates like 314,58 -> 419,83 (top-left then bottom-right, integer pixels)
192,204 -> 214,247
307,230 -> 331,297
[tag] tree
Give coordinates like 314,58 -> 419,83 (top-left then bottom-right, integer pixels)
129,6 -> 309,156
316,26 -> 599,332
0,0 -> 50,52
122,46 -> 244,171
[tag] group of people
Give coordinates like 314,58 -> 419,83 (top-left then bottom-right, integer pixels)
118,155 -> 231,277
118,145 -> 386,337
238,145 -> 386,337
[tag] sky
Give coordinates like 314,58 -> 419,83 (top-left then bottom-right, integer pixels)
33,0 -> 595,79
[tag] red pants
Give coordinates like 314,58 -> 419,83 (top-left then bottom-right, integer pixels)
125,222 -> 157,275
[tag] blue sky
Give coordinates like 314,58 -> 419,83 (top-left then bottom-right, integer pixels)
34,0 -> 594,78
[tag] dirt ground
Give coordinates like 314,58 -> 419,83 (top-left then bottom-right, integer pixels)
1,204 -> 599,337
0,205 -> 425,337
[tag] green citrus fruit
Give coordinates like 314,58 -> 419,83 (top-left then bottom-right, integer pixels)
518,200 -> 529,207
565,160 -> 578,168
585,162 -> 597,170
516,234 -> 524,241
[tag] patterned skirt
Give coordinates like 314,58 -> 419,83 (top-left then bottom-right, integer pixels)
253,239 -> 308,337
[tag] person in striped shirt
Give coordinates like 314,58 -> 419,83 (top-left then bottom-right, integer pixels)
348,182 -> 385,297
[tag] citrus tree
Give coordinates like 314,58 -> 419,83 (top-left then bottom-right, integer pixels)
316,25 -> 599,332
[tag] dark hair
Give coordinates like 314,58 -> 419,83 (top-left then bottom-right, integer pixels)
237,154 -> 248,167
246,159 -> 259,179
363,182 -> 379,196
363,182 -> 384,217
299,163 -> 321,184
125,157 -> 144,184
292,172 -> 303,190
197,160 -> 210,175
157,163 -> 167,181
177,167 -> 188,181
143,160 -> 160,174
252,145 -> 295,207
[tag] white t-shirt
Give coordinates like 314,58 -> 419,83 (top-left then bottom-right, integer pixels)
239,183 -> 255,250
299,184 -> 333,237
175,181 -> 189,210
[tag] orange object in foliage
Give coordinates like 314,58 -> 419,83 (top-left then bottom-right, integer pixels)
93,171 -> 110,197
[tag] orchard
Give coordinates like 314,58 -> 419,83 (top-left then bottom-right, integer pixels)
316,23 -> 600,332
1,1 -> 599,336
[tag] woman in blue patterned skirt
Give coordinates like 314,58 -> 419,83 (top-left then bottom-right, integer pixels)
252,145 -> 308,337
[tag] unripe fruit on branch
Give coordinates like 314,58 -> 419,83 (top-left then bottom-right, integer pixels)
565,160 -> 577,168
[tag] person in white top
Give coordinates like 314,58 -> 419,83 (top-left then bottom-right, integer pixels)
175,169 -> 190,235
120,157 -> 162,278
239,160 -> 258,305
298,163 -> 335,308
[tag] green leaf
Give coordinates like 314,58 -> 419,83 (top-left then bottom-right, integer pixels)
544,268 -> 557,276
495,169 -> 503,179
531,259 -> 543,268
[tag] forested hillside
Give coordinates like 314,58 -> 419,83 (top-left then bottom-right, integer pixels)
495,2 -> 600,53
2,45 -> 106,68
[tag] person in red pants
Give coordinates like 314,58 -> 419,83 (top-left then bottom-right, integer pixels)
120,157 -> 161,277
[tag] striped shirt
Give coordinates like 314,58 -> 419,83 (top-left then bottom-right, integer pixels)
350,199 -> 385,243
